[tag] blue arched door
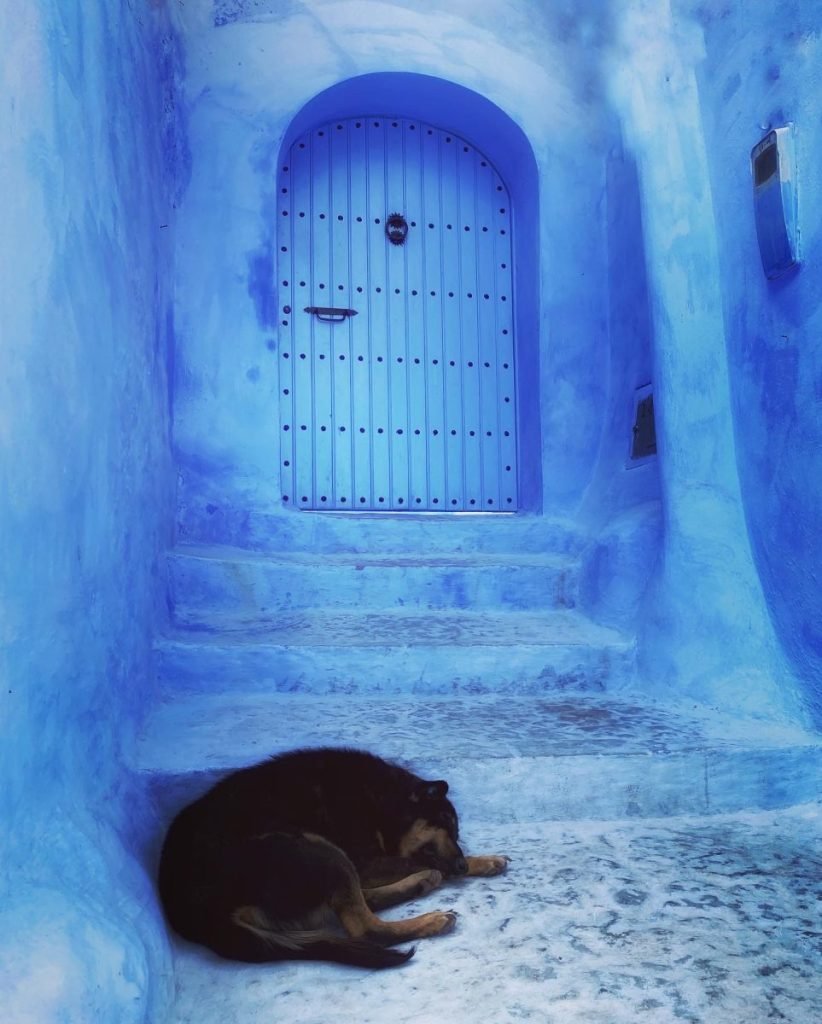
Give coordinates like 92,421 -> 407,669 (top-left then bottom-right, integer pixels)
278,116 -> 517,512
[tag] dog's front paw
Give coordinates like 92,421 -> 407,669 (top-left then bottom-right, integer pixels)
411,868 -> 443,898
465,855 -> 510,877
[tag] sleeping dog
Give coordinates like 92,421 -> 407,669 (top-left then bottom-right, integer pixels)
158,746 -> 508,968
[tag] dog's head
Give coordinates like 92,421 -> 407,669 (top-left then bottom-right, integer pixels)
396,780 -> 467,877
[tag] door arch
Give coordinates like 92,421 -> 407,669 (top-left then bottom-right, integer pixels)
276,74 -> 540,512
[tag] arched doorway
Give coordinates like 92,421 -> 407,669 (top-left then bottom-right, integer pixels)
277,74 -> 540,512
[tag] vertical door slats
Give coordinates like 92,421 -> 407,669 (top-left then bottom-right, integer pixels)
279,116 -> 517,512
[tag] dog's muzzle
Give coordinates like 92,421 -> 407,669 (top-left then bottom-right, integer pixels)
452,856 -> 468,876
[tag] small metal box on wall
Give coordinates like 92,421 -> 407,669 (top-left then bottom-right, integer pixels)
751,125 -> 799,280
627,383 -> 656,468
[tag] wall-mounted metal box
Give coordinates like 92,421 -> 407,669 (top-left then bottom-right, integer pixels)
751,125 -> 799,280
627,383 -> 656,468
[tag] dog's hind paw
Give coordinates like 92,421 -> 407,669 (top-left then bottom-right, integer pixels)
466,855 -> 510,877
416,909 -> 458,937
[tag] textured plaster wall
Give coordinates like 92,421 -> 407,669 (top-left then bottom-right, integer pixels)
606,0 -> 812,724
1,3 -> 817,1019
169,0 -> 629,527
689,0 -> 822,721
576,126 -> 661,633
0,2 -> 183,1020
168,0 -> 818,723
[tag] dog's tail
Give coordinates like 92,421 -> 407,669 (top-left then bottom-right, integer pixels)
294,934 -> 415,969
229,911 -> 415,969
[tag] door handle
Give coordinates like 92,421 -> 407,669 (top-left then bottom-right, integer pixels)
304,306 -> 359,323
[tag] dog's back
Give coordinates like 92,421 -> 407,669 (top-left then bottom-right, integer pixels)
162,747 -> 424,863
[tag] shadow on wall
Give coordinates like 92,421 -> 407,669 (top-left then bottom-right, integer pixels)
575,128 -> 661,641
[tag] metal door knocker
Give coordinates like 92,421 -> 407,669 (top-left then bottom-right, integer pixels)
386,212 -> 409,246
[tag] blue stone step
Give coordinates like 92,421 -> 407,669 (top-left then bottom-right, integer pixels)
176,503 -> 587,556
168,545 -> 580,619
155,609 -> 634,695
135,693 -> 822,828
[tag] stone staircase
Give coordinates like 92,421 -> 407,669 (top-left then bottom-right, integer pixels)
157,545 -> 633,697
138,508 -> 822,823
144,512 -> 628,760
136,509 -> 822,1024
154,512 -> 636,698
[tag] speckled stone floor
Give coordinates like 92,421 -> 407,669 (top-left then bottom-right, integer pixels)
165,803 -> 822,1024
139,685 -> 822,1021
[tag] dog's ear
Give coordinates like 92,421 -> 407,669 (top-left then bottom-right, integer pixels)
411,780 -> 449,802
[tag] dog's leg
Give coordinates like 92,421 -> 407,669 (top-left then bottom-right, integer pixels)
275,832 -> 455,944
225,832 -> 454,965
333,881 -> 456,944
359,854 -> 438,888
362,869 -> 443,910
464,855 -> 509,877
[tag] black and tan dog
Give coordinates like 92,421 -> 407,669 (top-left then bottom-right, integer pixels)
158,746 -> 507,968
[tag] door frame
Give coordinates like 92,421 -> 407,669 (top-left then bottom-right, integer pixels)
277,72 -> 542,512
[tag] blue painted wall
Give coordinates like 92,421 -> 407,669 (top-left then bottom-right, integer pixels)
691,0 -> 822,721
0,2 -> 184,1020
166,0 -> 819,724
169,0 -> 620,528
3,3 -> 820,1016
601,0 -> 813,725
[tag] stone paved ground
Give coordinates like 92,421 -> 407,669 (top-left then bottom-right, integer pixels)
166,803 -> 822,1024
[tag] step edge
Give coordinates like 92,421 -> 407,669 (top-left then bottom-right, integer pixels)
157,609 -> 632,639
154,633 -> 636,650
167,545 -> 582,568
135,742 -> 822,772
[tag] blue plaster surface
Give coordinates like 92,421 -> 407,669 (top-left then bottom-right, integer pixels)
165,0 -> 820,724
604,1 -> 814,725
1,3 -> 182,1021
689,0 -> 822,722
168,0 -> 620,523
4,2 -> 822,1022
